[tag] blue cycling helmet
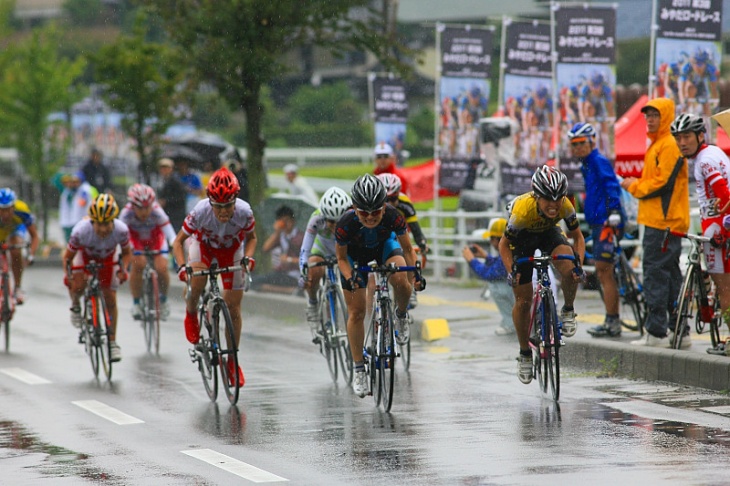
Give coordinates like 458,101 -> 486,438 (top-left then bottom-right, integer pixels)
0,188 -> 17,208
567,122 -> 596,141
694,47 -> 709,64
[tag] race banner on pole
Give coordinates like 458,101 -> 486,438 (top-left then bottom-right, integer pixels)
554,2 -> 617,193
436,25 -> 493,195
371,75 -> 408,165
652,0 -> 722,138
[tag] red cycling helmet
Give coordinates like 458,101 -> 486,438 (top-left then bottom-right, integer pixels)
127,183 -> 156,208
207,167 -> 240,203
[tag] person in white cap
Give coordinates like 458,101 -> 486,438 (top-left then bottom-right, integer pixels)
283,163 -> 318,206
373,142 -> 409,195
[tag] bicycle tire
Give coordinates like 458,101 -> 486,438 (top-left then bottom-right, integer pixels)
399,314 -> 412,372
379,299 -> 396,412
319,288 -> 338,383
544,294 -> 560,401
367,316 -> 380,407
709,296 -> 723,348
94,293 -> 113,381
332,286 -> 353,385
82,297 -> 99,377
1,272 -> 10,352
198,297 -> 218,402
672,264 -> 698,350
617,254 -> 646,335
217,301 -> 241,405
143,270 -> 161,355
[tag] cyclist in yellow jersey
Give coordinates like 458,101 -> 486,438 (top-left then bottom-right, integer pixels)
0,188 -> 40,305
498,166 -> 585,385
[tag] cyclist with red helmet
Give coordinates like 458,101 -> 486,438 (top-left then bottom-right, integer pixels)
62,194 -> 131,362
119,184 -> 177,321
172,167 -> 257,388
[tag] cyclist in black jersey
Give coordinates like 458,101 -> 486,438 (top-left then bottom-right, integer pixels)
335,174 -> 423,398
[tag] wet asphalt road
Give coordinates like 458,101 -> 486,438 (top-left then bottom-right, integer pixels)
2,267 -> 730,484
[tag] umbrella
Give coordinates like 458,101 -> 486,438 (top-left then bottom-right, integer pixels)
160,144 -> 206,169
170,131 -> 232,167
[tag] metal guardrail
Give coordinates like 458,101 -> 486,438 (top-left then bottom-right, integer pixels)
240,147 -> 373,167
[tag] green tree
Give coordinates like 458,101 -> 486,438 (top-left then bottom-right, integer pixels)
92,11 -> 187,183
0,26 -> 85,240
140,0 -> 410,207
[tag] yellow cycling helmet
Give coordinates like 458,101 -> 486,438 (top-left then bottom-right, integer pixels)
88,193 -> 119,223
486,218 -> 507,239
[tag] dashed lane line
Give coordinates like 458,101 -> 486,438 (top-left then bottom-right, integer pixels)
71,400 -> 144,425
0,367 -> 51,385
182,448 -> 288,483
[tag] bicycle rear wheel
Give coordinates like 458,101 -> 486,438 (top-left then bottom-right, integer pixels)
1,272 -> 11,351
216,302 -> 241,405
545,296 -> 560,401
617,254 -> 646,335
83,298 -> 99,378
399,315 -> 412,372
709,297 -> 724,348
331,286 -> 353,386
198,300 -> 218,402
319,289 -> 338,383
672,265 -> 698,350
92,294 -> 113,381
378,300 -> 397,412
142,270 -> 161,355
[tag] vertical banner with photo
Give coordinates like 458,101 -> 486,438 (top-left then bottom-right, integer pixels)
652,0 -> 722,136
553,2 -> 617,193
499,18 -> 552,196
436,25 -> 493,197
370,75 -> 409,165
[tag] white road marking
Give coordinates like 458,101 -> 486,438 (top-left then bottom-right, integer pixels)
0,367 -> 51,385
71,400 -> 144,425
181,448 -> 288,482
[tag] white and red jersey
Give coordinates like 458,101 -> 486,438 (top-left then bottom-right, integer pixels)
67,219 -> 131,260
692,144 -> 730,222
119,202 -> 176,250
182,198 -> 255,250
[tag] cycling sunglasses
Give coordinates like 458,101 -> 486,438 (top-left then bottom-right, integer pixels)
355,206 -> 385,218
210,200 -> 235,209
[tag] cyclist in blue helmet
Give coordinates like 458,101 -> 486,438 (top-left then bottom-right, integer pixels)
0,188 -> 40,305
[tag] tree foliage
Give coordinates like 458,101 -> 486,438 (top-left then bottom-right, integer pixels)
92,11 -> 188,182
0,25 -> 86,239
139,0 -> 410,207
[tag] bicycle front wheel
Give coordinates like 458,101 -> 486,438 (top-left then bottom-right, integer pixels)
92,293 -> 113,381
378,301 -> 397,412
143,270 -> 161,355
331,285 -> 353,386
198,300 -> 218,402
83,298 -> 99,378
399,314 -> 412,372
672,265 -> 698,350
617,254 -> 646,335
216,301 -> 241,405
544,295 -> 560,401
1,272 -> 11,351
366,317 -> 380,407
319,289 -> 338,383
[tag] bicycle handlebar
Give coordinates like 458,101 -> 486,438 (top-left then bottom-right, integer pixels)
0,243 -> 28,251
302,255 -> 338,276
188,256 -> 253,278
514,254 -> 577,265
132,249 -> 169,256
356,260 -> 422,275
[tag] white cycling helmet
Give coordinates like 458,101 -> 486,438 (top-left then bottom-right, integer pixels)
319,187 -> 352,221
376,173 -> 402,197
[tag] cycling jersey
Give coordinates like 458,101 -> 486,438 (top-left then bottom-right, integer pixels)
392,193 -> 427,251
182,199 -> 255,250
67,219 -> 131,289
299,209 -> 337,270
0,200 -> 35,242
119,202 -> 177,251
580,148 -> 625,227
690,144 -> 730,221
504,192 -> 580,240
336,205 -> 407,265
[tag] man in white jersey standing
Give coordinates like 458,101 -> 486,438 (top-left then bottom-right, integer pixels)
63,194 -> 131,362
172,167 -> 257,387
671,113 -> 730,353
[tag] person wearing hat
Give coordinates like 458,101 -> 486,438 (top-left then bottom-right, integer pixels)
462,218 -> 515,335
59,171 -> 97,243
373,142 -> 409,196
621,97 -> 689,347
283,163 -> 318,206
156,158 -> 187,233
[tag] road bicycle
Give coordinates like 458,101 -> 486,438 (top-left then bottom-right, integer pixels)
664,229 -> 724,350
70,261 -> 114,381
132,249 -> 167,355
359,260 -> 421,412
0,243 -> 25,352
516,253 -> 577,401
304,255 -> 353,386
592,230 -> 647,335
187,257 -> 251,405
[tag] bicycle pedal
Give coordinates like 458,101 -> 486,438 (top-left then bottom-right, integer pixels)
312,336 -> 322,345
188,348 -> 202,363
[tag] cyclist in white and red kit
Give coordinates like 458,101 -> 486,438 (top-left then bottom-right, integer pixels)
62,194 -> 131,363
172,167 -> 257,387
119,183 -> 177,321
671,113 -> 730,353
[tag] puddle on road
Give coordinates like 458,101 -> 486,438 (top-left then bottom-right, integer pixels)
0,419 -> 118,482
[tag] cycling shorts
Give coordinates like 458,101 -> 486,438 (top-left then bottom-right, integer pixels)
187,239 -> 246,290
508,226 -> 569,286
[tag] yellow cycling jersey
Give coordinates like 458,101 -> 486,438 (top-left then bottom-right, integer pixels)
395,193 -> 418,224
0,200 -> 35,242
504,192 -> 579,239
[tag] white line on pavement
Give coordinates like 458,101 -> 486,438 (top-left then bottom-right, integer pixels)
181,449 -> 288,483
0,367 -> 51,385
71,400 -> 144,425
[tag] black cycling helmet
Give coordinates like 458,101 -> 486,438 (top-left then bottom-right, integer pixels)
532,165 -> 568,201
351,174 -> 387,211
670,113 -> 706,135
